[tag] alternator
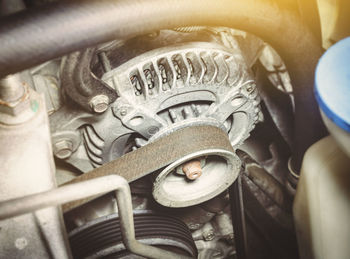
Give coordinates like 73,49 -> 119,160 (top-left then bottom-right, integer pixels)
85,42 -> 261,164
51,37 -> 262,207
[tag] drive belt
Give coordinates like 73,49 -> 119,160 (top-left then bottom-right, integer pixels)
62,125 -> 235,212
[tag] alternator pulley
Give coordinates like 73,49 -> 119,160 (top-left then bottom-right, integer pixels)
153,148 -> 241,207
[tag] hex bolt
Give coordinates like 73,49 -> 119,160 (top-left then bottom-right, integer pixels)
54,140 -> 73,159
182,159 -> 202,180
89,95 -> 109,113
188,223 -> 201,230
203,229 -> 215,241
0,74 -> 32,121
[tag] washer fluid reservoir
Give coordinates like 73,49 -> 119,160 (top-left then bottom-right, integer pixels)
293,37 -> 350,259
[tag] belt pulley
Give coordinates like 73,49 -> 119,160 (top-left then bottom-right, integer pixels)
69,211 -> 198,258
63,125 -> 241,212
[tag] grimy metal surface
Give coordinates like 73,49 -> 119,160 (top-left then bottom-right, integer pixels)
62,125 -> 234,212
0,90 -> 70,259
0,175 -> 191,259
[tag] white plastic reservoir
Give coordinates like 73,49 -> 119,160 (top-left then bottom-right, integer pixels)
293,37 -> 350,259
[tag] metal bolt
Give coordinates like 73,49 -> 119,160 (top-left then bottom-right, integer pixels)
0,75 -> 25,102
188,223 -> 200,230
54,140 -> 73,159
0,74 -> 31,117
89,95 -> 109,113
203,230 -> 215,241
182,159 -> 202,180
147,126 -> 159,135
15,238 -> 28,250
246,84 -> 254,93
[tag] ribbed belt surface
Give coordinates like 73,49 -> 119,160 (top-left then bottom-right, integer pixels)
62,125 -> 234,212
69,212 -> 198,258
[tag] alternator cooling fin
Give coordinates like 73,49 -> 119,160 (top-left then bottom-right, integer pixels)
69,212 -> 197,259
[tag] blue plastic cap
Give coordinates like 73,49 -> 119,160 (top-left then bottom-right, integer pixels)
315,37 -> 350,132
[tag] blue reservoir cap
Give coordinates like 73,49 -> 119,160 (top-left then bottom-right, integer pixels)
315,37 -> 350,132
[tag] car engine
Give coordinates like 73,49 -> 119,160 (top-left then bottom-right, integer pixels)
0,0 -> 348,259
50,28 -> 263,258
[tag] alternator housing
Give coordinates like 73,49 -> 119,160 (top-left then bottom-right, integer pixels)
81,41 -> 261,168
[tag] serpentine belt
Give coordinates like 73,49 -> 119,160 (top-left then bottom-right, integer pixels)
62,125 -> 235,212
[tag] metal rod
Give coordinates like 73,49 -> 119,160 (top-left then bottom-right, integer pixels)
0,175 -> 191,259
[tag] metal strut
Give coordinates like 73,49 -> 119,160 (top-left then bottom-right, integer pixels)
0,175 -> 191,259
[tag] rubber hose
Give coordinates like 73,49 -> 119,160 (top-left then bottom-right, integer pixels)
0,0 -> 326,171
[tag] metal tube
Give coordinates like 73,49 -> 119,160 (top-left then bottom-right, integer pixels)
0,175 -> 190,259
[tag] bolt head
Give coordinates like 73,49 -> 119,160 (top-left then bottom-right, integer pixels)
0,84 -> 30,116
147,126 -> 159,135
188,223 -> 201,230
203,230 -> 215,241
54,140 -> 73,159
182,160 -> 202,180
245,84 -> 255,93
89,95 -> 109,113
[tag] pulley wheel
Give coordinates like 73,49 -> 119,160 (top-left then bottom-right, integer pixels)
152,148 -> 241,207
69,211 -> 197,258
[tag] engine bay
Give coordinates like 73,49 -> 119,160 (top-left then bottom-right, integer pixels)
1,0 -> 349,259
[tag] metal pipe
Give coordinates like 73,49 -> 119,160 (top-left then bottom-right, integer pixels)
0,83 -> 71,258
0,0 -> 326,171
0,74 -> 25,102
0,175 -> 191,259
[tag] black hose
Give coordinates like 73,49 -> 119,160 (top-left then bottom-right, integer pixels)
0,0 -> 326,171
60,48 -> 118,111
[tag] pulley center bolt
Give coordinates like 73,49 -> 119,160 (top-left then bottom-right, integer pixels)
182,159 -> 202,180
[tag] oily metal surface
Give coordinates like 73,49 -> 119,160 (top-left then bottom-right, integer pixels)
62,125 -> 234,212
